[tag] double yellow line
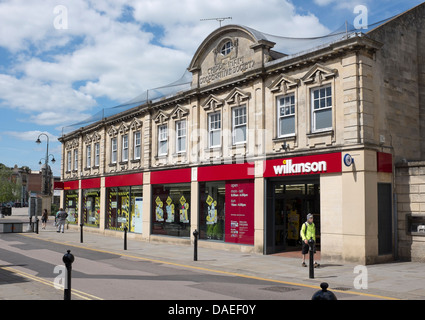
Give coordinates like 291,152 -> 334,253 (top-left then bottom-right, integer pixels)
0,266 -> 103,300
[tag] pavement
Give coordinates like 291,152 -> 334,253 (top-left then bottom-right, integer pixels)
1,207 -> 425,300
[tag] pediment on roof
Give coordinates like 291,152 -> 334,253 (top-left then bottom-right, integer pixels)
65,139 -> 79,150
84,134 -> 92,144
107,126 -> 118,137
302,64 -> 337,85
170,104 -> 189,119
269,75 -> 299,93
153,110 -> 169,124
130,118 -> 142,131
92,132 -> 101,142
224,87 -> 251,105
201,94 -> 224,111
118,122 -> 129,134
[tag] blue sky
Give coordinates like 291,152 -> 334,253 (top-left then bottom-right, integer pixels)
0,0 -> 423,176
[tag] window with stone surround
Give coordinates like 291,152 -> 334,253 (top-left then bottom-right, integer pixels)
158,124 -> 168,156
232,105 -> 247,145
94,142 -> 100,167
86,144 -> 91,168
277,94 -> 295,137
176,120 -> 186,153
73,149 -> 78,171
208,111 -> 221,148
311,85 -> 332,132
122,134 -> 129,162
111,137 -> 117,164
133,131 -> 141,160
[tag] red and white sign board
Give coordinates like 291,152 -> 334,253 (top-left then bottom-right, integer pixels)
263,152 -> 342,178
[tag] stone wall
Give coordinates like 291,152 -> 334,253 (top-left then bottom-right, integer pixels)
395,161 -> 425,262
368,3 -> 425,162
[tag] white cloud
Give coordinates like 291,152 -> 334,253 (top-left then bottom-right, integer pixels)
313,0 -> 371,10
132,0 -> 330,52
0,74 -> 97,125
3,130 -> 58,142
0,0 -> 329,128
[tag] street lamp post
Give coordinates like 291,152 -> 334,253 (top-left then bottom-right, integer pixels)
35,134 -> 56,221
36,133 -> 56,196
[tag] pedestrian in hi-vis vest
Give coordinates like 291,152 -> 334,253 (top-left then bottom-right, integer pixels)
300,213 -> 320,268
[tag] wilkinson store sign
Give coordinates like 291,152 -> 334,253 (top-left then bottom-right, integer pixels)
263,153 -> 342,178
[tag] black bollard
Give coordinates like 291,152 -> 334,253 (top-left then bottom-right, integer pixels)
193,229 -> 199,261
123,226 -> 128,250
80,223 -> 84,243
35,218 -> 39,234
308,238 -> 315,279
62,250 -> 75,300
311,282 -> 337,300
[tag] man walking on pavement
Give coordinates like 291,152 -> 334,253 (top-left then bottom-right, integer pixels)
56,208 -> 68,233
300,213 -> 320,268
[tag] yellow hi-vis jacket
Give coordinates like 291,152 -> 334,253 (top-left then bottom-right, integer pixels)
300,222 -> 316,242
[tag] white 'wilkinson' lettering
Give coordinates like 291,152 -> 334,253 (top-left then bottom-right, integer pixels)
273,159 -> 327,175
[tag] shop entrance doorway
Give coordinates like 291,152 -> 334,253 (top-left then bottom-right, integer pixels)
265,176 -> 320,254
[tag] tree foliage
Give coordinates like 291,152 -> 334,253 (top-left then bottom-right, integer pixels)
0,164 -> 22,204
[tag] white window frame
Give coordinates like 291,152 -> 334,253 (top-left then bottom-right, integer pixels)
122,134 -> 129,162
86,145 -> 91,168
94,142 -> 100,167
232,105 -> 247,145
311,85 -> 333,133
220,40 -> 233,56
158,124 -> 168,156
73,149 -> 78,171
175,120 -> 187,153
133,131 -> 141,160
67,151 -> 72,172
277,94 -> 296,138
111,137 -> 117,164
208,111 -> 221,148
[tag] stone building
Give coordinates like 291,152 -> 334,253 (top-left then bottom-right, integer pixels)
58,3 -> 425,264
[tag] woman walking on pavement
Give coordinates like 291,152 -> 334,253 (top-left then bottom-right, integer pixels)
41,209 -> 48,229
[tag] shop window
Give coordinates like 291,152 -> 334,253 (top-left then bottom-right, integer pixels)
82,189 -> 100,227
311,85 -> 332,132
152,183 -> 191,237
130,186 -> 143,233
107,187 -> 130,231
199,180 -> 254,245
106,186 -> 143,233
277,94 -> 295,137
65,190 -> 78,225
199,182 -> 225,241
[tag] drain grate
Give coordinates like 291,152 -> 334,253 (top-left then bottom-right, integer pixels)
261,286 -> 300,293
